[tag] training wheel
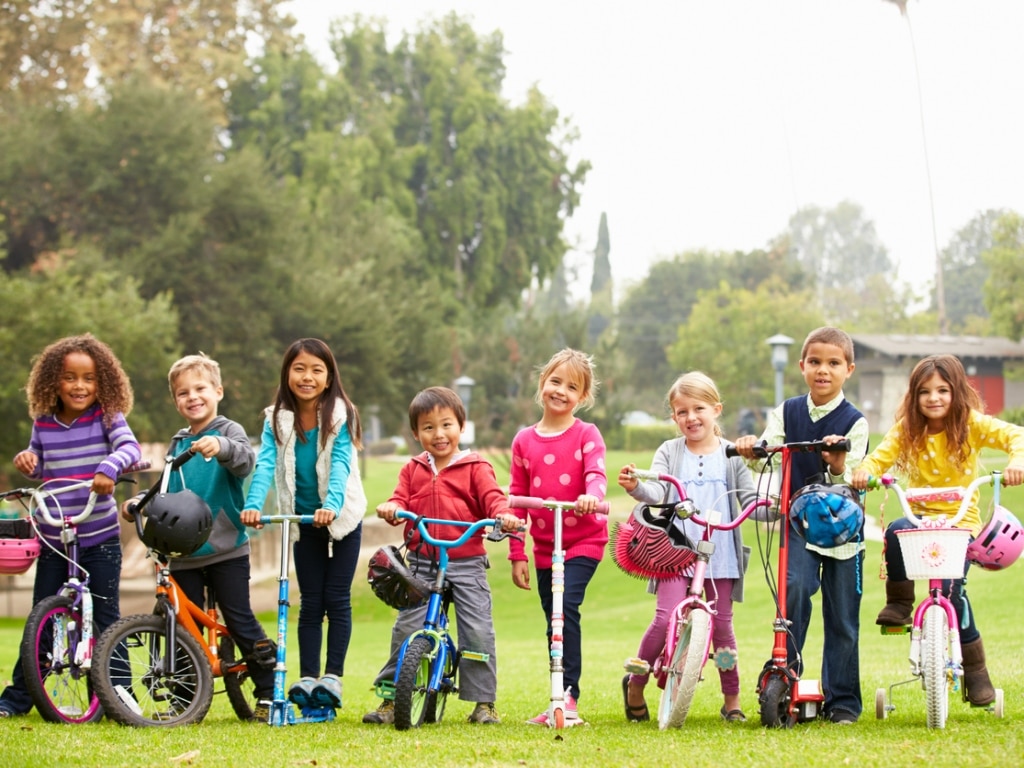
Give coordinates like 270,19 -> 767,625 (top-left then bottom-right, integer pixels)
875,688 -> 887,720
992,688 -> 1004,718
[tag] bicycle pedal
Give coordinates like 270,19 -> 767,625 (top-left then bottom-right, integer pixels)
248,638 -> 278,669
879,625 -> 911,636
623,657 -> 650,675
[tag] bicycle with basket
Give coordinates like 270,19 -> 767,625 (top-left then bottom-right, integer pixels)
865,471 -> 1018,727
0,461 -> 149,723
90,450 -> 275,726
366,510 -> 522,730
616,468 -> 772,728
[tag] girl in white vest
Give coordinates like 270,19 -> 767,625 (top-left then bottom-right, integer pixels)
242,338 -> 366,711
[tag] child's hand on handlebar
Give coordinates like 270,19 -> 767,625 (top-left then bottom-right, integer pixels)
849,469 -> 871,491
820,434 -> 850,476
189,436 -> 221,460
120,496 -> 142,522
312,508 -> 337,527
617,464 -> 638,492
240,509 -> 263,529
1003,464 -> 1024,486
575,494 -> 600,515
376,502 -> 399,523
732,435 -> 760,459
495,513 -> 524,533
91,472 -> 115,496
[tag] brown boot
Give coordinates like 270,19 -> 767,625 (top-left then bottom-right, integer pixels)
875,580 -> 915,626
961,638 -> 996,706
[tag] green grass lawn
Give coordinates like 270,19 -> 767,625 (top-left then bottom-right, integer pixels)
2,450 -> 1023,766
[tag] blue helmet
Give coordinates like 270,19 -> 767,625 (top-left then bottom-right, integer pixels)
789,484 -> 864,548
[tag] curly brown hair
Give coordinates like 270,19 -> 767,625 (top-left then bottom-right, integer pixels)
891,354 -> 982,475
25,334 -> 134,425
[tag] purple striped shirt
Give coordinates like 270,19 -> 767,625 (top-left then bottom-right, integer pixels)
24,404 -> 142,549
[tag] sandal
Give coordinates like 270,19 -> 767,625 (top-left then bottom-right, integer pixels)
720,706 -> 747,722
622,675 -> 650,722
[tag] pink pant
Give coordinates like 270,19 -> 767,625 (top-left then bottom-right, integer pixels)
628,576 -> 740,696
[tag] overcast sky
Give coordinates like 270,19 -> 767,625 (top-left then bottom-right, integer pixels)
283,0 -> 1024,300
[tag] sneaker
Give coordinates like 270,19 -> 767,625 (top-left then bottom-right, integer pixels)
826,710 -> 857,725
526,694 -> 582,726
362,699 -> 395,724
287,677 -> 318,708
250,700 -> 271,722
468,702 -> 500,724
311,674 -> 342,709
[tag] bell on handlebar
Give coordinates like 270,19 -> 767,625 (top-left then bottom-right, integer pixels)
674,499 -> 698,521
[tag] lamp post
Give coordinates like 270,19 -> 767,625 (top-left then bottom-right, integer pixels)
766,334 -> 794,406
453,375 -> 476,448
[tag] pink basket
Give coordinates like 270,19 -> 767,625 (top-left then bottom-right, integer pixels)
896,526 -> 971,581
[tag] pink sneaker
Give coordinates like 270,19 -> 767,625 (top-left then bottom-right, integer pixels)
526,694 -> 583,726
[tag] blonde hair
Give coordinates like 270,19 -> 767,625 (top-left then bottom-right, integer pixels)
168,353 -> 222,393
666,371 -> 723,437
534,348 -> 598,411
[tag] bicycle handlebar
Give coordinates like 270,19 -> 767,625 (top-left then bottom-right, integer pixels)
626,469 -> 771,530
393,510 -> 524,548
31,460 -> 151,527
507,496 -> 611,515
724,439 -> 851,459
862,472 -> 999,529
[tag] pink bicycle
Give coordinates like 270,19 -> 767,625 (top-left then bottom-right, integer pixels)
621,469 -> 770,728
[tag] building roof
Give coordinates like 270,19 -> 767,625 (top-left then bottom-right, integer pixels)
852,334 -> 1024,360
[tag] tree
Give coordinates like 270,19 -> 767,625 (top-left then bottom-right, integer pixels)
983,212 -> 1024,341
588,212 -> 612,345
938,209 -> 1007,332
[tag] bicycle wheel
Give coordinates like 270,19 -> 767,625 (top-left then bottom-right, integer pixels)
921,604 -> 950,729
424,643 -> 457,724
218,636 -> 255,721
21,593 -> 103,724
759,674 -> 792,728
394,636 -> 434,731
91,614 -> 213,727
658,608 -> 710,729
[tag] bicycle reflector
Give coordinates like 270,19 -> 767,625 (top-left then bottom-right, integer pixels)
367,545 -> 432,610
610,503 -> 697,580
789,483 -> 864,548
967,505 -> 1024,571
141,490 -> 213,558
0,519 -> 40,574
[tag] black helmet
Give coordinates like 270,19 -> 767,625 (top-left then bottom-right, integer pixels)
141,490 -> 214,558
367,545 -> 432,610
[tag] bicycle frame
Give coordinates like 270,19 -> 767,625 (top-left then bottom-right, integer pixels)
869,472 -> 1006,726
626,469 -> 771,728
507,496 -> 610,730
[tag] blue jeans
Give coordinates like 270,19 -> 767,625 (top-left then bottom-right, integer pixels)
883,517 -> 979,643
292,523 -> 361,679
785,526 -> 863,719
535,556 -> 599,703
173,554 -> 276,699
0,539 -> 121,715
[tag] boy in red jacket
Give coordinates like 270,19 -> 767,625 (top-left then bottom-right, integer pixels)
362,387 -> 519,725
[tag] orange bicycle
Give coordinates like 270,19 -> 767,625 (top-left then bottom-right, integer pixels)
90,451 -> 274,725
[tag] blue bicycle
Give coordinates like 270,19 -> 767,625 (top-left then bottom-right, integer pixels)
370,511 -> 520,731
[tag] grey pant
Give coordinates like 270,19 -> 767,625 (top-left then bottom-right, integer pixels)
373,552 -> 498,703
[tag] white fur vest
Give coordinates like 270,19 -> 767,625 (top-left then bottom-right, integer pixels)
266,399 -> 366,542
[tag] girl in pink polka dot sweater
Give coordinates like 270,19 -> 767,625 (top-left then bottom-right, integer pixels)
509,348 -> 608,726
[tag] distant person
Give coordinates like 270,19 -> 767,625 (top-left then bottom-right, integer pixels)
1,334 -> 141,718
618,371 -> 761,723
123,353 -> 276,720
241,338 -> 366,712
508,348 -> 607,727
362,386 -> 521,726
851,354 -> 1024,706
734,326 -> 868,725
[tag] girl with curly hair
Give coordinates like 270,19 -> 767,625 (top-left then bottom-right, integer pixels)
0,333 -> 141,718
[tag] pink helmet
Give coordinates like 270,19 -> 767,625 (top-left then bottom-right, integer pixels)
0,536 -> 41,575
967,505 -> 1024,571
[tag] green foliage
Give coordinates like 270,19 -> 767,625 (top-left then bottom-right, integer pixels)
621,423 -> 678,452
998,406 -> 1024,427
938,209 -> 1005,331
983,211 -> 1024,341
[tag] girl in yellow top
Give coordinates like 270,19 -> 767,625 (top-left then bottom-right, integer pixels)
851,354 -> 1024,706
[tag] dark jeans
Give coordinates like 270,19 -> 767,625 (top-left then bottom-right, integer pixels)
884,517 -> 979,643
0,539 -> 121,715
785,527 -> 864,719
172,554 -> 276,699
292,522 -> 361,679
535,555 -> 599,703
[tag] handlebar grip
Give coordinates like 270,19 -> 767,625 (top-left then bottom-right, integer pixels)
171,451 -> 196,470
123,460 -> 152,474
508,495 -> 545,510
595,501 -> 611,515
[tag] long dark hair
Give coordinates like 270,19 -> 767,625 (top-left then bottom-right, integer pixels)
271,338 -> 363,451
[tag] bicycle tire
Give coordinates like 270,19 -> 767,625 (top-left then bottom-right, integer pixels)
658,608 -> 710,729
921,604 -> 949,729
91,614 -> 213,727
394,636 -> 433,730
21,593 -> 103,724
424,643 -> 457,724
218,636 -> 255,722
759,674 -> 792,728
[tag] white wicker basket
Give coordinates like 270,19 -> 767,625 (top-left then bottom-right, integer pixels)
896,526 -> 971,581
